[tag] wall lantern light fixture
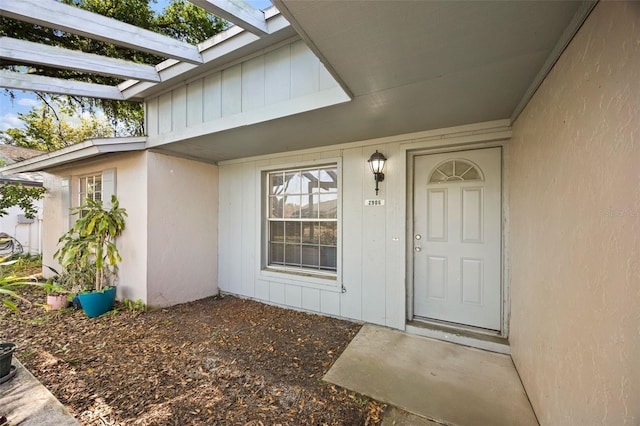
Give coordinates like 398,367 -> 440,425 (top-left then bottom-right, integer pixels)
367,150 -> 387,195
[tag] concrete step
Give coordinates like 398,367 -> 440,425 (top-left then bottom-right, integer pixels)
0,358 -> 78,425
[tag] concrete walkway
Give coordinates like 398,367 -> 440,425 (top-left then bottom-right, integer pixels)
0,358 -> 78,425
324,324 -> 538,426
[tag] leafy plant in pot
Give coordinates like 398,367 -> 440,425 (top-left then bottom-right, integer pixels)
43,275 -> 73,311
55,195 -> 127,318
44,285 -> 68,310
44,265 -> 95,310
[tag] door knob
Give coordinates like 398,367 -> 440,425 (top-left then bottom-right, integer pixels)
414,246 -> 422,252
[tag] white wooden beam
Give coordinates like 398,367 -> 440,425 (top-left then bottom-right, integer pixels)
0,0 -> 203,64
120,12 -> 293,100
0,70 -> 125,100
0,37 -> 161,83
190,0 -> 269,37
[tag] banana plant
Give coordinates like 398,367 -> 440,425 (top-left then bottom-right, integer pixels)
55,195 -> 127,292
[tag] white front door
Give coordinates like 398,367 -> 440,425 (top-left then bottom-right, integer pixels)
413,147 -> 502,330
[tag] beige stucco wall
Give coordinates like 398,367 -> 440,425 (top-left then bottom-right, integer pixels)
43,152 -> 149,302
509,2 -> 639,425
146,152 -> 218,307
42,150 -> 218,307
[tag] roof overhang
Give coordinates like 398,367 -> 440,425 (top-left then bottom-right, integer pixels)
0,137 -> 147,173
132,0 -> 599,163
1,1 -> 600,166
0,175 -> 43,187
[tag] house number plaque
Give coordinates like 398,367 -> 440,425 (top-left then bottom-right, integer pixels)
365,199 -> 385,206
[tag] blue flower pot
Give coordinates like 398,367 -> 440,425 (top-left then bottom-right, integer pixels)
77,287 -> 116,318
72,295 -> 82,309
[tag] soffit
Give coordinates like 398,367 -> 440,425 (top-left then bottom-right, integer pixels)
151,1 -> 591,162
277,1 -> 582,98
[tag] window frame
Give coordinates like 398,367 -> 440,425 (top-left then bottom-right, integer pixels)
78,173 -> 103,205
260,159 -> 342,285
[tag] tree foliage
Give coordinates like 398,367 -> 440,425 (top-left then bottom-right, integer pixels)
0,0 -> 226,137
1,97 -> 114,151
0,184 -> 46,219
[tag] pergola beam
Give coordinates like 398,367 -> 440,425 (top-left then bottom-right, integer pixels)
0,37 -> 161,83
0,0 -> 203,64
190,0 -> 269,37
0,70 -> 125,100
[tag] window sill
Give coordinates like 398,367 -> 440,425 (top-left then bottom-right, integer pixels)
260,268 -> 342,293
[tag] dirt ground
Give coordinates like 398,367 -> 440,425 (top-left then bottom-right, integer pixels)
0,289 -> 384,425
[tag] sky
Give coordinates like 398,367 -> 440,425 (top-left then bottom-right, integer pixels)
0,0 -> 273,133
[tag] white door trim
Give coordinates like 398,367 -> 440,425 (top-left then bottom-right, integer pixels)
406,141 -> 510,338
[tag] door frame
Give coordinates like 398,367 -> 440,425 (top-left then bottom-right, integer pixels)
406,141 -> 510,338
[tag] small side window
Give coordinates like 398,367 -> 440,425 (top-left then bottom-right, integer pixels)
79,174 -> 103,204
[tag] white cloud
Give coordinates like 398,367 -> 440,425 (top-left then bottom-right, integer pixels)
0,113 -> 24,131
17,97 -> 40,107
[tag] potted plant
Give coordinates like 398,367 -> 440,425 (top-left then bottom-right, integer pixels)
55,195 -> 127,318
44,265 -> 95,310
43,279 -> 70,310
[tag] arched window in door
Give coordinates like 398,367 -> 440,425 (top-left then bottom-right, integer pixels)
429,159 -> 484,183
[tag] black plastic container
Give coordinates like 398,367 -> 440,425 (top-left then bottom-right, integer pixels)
0,342 -> 16,378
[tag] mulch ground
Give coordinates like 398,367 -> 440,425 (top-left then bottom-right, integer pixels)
0,289 -> 385,425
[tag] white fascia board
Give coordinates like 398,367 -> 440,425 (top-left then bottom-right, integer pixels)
0,0 -> 202,64
0,137 -> 147,173
0,37 -> 160,83
0,70 -> 125,100
120,13 -> 292,100
511,0 -> 597,122
190,0 -> 269,37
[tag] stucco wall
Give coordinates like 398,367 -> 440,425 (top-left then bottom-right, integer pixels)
509,2 -> 639,425
146,152 -> 218,307
43,152 -> 149,302
41,174 -> 64,273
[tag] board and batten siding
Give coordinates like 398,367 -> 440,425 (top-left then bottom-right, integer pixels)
218,144 -> 407,329
218,121 -> 512,330
145,40 -> 348,147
